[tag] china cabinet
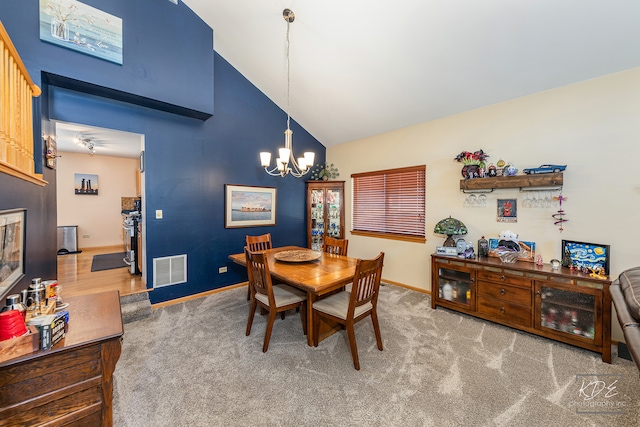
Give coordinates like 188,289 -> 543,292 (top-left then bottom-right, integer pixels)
431,254 -> 611,362
306,181 -> 345,250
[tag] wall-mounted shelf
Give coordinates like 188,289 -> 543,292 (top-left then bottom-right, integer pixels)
459,172 -> 563,192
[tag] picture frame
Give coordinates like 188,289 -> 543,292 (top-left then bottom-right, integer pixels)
561,240 -> 610,275
39,0 -> 123,65
74,173 -> 99,195
45,135 -> 57,169
488,238 -> 536,263
0,209 -> 26,297
497,198 -> 517,223
225,184 -> 276,228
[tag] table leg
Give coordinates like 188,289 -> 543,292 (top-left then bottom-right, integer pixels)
306,292 -> 316,346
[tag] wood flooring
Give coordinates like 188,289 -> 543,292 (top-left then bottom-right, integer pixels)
58,245 -> 147,299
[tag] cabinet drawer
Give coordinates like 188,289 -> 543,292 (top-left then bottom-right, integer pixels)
477,296 -> 532,327
477,270 -> 531,288
477,281 -> 531,306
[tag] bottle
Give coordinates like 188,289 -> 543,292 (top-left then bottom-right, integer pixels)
452,285 -> 459,301
478,236 -> 489,258
466,289 -> 471,304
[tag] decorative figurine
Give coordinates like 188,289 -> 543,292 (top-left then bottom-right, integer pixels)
536,254 -> 543,266
552,194 -> 568,232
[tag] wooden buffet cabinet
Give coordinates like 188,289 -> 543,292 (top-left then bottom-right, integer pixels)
0,291 -> 124,426
431,254 -> 612,363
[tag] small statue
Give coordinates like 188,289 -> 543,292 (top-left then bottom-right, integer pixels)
536,254 -> 543,266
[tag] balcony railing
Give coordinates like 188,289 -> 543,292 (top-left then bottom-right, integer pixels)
0,21 -> 45,186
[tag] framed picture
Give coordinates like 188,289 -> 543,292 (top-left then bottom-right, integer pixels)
561,240 -> 610,275
74,173 -> 98,195
0,209 -> 26,295
39,0 -> 123,65
488,238 -> 536,263
45,135 -> 57,169
225,185 -> 276,228
497,198 -> 517,222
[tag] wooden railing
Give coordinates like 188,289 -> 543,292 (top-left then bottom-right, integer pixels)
0,21 -> 45,186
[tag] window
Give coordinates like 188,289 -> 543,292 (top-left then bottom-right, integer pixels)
351,165 -> 425,242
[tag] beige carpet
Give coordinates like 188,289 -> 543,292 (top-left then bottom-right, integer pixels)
113,285 -> 639,426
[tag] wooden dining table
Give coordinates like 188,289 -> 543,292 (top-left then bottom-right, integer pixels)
229,245 -> 358,346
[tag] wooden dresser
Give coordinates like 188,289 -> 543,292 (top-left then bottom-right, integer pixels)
0,291 -> 124,426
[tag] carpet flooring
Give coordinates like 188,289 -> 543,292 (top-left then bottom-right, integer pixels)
90,252 -> 128,272
113,285 -> 639,426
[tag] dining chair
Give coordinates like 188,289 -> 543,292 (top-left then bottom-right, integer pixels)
245,248 -> 307,352
312,252 -> 385,370
323,236 -> 349,256
245,233 -> 272,300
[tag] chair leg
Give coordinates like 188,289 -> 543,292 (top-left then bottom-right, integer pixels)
262,311 -> 277,353
245,299 -> 257,336
371,310 -> 383,351
300,303 -> 307,336
246,284 -> 251,301
346,321 -> 360,370
281,311 -> 286,320
313,310 -> 320,347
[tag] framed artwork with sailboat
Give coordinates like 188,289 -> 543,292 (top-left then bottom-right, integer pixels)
224,184 -> 276,228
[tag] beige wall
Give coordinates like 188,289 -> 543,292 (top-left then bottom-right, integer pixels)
56,152 -> 138,248
329,66 -> 640,342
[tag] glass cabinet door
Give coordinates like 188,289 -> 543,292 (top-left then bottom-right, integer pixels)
326,189 -> 341,238
437,266 -> 475,310
310,189 -> 325,251
535,282 -> 601,344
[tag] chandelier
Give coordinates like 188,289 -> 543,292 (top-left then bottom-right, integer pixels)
73,135 -> 95,155
260,9 -> 315,178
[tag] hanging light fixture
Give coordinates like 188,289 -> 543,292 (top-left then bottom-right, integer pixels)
73,135 -> 95,155
260,8 -> 315,178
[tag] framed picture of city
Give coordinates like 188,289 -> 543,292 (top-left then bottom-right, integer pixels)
74,173 -> 99,195
225,184 -> 276,228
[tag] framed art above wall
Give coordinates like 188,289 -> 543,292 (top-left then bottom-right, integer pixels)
39,0 -> 123,65
225,184 -> 276,228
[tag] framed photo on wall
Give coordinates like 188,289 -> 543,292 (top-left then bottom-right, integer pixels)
0,208 -> 26,295
74,173 -> 99,195
225,184 -> 276,228
561,240 -> 610,275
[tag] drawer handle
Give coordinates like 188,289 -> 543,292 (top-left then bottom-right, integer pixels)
500,275 -> 506,281
500,288 -> 506,295
500,307 -> 506,314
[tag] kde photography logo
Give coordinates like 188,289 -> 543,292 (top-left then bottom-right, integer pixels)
568,374 -> 627,415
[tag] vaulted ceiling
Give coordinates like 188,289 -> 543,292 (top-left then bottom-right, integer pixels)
56,0 -> 640,156
184,0 -> 640,147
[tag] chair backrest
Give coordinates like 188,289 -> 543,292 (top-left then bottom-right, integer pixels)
323,236 -> 349,256
246,233 -> 272,252
245,248 -> 275,305
349,252 -> 385,313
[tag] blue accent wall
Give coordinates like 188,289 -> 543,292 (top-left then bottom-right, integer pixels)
0,0 -> 325,303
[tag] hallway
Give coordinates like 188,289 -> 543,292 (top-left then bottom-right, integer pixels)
58,245 -> 147,299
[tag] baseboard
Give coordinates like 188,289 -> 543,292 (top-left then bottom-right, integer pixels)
382,278 -> 431,295
151,282 -> 247,309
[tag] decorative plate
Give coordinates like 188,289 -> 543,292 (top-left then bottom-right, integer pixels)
274,250 -> 322,263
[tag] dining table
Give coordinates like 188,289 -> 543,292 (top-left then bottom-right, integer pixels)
228,245 -> 358,346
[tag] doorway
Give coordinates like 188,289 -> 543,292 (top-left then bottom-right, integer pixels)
53,121 -> 146,282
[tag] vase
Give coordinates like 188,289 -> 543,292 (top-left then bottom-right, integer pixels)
51,18 -> 69,41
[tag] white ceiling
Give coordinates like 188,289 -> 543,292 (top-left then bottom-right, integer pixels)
54,121 -> 142,158
55,1 -> 640,156
184,0 -> 640,147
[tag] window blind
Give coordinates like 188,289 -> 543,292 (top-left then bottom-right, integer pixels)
352,165 -> 425,241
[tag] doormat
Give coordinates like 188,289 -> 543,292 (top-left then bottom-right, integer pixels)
91,252 -> 128,272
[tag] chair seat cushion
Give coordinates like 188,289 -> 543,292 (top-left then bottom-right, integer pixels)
313,291 -> 372,320
255,284 -> 306,308
619,267 -> 640,323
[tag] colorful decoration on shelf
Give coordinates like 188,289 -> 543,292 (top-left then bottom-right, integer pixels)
310,163 -> 339,181
454,149 -> 489,179
552,194 -> 568,232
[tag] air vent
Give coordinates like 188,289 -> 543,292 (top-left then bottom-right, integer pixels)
153,255 -> 187,288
